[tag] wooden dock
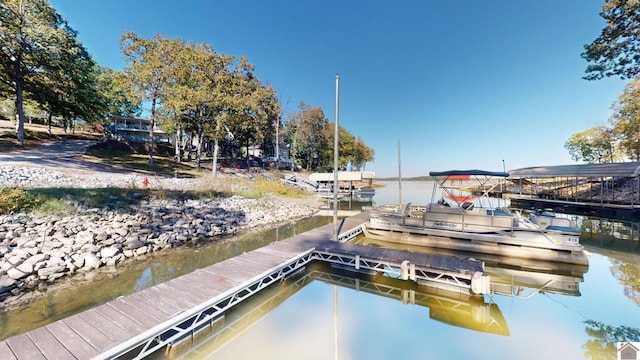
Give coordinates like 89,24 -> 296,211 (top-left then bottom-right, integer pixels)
0,211 -> 488,359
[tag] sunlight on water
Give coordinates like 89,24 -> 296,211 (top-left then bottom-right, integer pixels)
2,181 -> 639,360
0,216 -> 334,340
166,181 -> 640,360
166,252 -> 640,360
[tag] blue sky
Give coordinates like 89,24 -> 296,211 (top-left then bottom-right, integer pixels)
50,0 -> 626,178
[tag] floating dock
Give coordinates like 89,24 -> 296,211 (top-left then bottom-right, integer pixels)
0,212 -> 489,359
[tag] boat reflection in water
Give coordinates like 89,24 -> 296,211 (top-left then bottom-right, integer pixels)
167,262 -> 509,359
354,236 -> 588,299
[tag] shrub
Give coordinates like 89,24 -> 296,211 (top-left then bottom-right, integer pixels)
0,188 -> 39,214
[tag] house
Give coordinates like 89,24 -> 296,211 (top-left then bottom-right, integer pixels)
105,116 -> 170,144
619,342 -> 640,360
247,145 -> 263,158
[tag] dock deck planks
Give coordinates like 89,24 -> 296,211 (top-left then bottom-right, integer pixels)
0,210 -> 482,359
0,340 -> 17,360
26,327 -> 75,360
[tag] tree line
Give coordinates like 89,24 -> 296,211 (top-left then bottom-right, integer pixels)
0,0 -> 374,173
567,1 -> 640,163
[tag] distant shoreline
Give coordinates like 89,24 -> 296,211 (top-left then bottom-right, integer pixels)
375,177 -> 431,182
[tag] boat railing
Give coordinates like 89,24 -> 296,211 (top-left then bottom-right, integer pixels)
396,205 -> 577,245
514,214 -> 565,244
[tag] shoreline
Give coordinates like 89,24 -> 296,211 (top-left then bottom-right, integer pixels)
0,162 -> 325,313
0,193 -> 322,313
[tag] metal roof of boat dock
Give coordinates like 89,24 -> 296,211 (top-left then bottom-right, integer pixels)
309,171 -> 375,182
507,162 -> 640,178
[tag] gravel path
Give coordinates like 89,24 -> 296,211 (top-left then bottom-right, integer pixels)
0,140 -> 210,189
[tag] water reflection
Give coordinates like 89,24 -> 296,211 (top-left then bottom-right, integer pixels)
356,236 -> 588,299
164,263 -> 509,360
0,215 -> 334,340
3,180 -> 640,359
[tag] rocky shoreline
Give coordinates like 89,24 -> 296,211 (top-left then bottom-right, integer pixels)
0,165 -> 320,311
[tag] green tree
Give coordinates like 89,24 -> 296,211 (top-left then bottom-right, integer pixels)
166,41 -> 238,173
565,126 -> 617,163
352,136 -> 375,171
583,0 -> 640,80
97,67 -> 142,118
0,0 -> 87,145
225,60 -> 280,166
610,77 -> 640,160
160,40 -> 215,169
583,319 -> 640,360
29,33 -> 105,134
120,32 -> 183,168
325,123 -> 355,169
289,102 -> 330,170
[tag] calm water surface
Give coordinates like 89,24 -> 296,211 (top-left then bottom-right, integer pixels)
2,181 -> 639,360
175,181 -> 640,360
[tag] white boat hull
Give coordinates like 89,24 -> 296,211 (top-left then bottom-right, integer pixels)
363,224 -> 587,265
363,205 -> 588,266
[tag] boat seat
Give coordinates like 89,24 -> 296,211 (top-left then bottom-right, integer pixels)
487,208 -> 511,216
460,202 -> 474,210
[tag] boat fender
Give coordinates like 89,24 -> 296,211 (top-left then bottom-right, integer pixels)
471,271 -> 490,295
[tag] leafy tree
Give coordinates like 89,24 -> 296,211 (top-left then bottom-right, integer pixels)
0,0 -> 86,145
352,136 -> 375,170
289,102 -> 330,170
583,319 -> 640,359
325,123 -> 354,169
120,32 -> 183,167
97,67 -> 142,118
610,77 -> 640,160
29,32 -> 106,134
225,60 -> 280,166
160,39 -> 214,169
168,41 -> 238,173
324,123 -> 375,170
583,1 -> 640,80
565,126 -> 617,163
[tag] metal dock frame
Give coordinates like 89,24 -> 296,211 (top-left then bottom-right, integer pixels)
96,249 -> 317,359
311,248 -> 490,295
97,245 -> 489,359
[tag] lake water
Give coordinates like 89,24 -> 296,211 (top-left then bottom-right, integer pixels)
160,181 -> 640,360
2,181 -> 640,360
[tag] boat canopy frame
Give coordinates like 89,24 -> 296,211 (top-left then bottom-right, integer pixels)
429,170 -> 509,208
429,170 -> 509,178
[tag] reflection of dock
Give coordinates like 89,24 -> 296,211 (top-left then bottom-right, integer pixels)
170,263 -> 508,357
356,237 -> 587,298
312,266 -> 508,336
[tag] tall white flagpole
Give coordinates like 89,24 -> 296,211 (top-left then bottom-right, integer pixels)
333,74 -> 340,240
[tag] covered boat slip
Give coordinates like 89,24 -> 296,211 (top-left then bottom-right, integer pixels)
309,171 -> 375,194
506,162 -> 640,218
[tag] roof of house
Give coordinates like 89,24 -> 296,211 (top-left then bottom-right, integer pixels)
309,171 -> 375,182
